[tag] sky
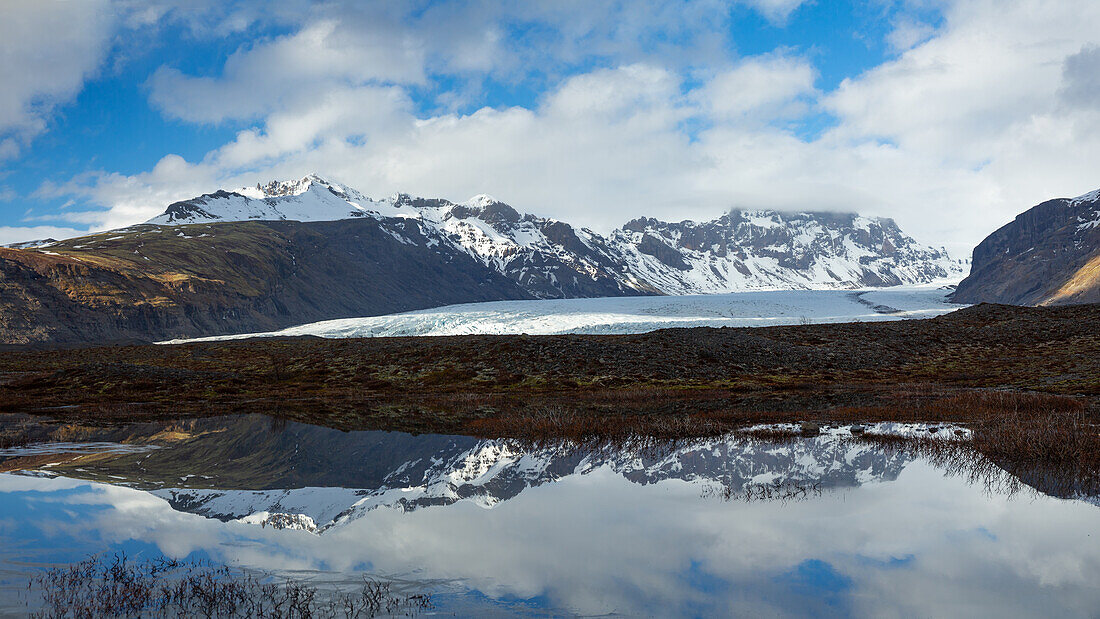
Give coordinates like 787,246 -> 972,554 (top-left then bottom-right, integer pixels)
1,0 -> 1098,256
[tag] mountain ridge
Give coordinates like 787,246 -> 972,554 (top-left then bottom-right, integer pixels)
952,187 -> 1100,305
0,174 -> 967,344
0,218 -> 532,344
142,173 -> 967,296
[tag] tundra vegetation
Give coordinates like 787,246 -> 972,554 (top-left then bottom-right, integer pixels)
0,302 -> 1097,493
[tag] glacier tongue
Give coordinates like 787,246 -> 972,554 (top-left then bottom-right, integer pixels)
159,285 -> 963,343
143,174 -> 968,297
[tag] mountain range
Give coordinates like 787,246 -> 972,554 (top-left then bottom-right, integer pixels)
151,174 -> 965,296
0,175 -> 964,344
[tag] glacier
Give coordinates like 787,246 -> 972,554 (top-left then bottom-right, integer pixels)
160,283 -> 963,343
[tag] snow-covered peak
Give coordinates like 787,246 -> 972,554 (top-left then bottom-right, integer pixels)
464,194 -> 500,208
237,174 -> 363,201
239,176 -> 312,199
1070,187 -> 1100,205
611,208 -> 966,293
1069,187 -> 1100,232
146,175 -> 375,225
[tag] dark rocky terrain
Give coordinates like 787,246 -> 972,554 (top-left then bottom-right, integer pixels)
0,302 -> 1097,431
953,189 -> 1100,305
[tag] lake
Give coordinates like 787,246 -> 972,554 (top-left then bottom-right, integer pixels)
0,415 -> 1097,617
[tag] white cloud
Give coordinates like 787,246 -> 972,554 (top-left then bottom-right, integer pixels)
0,225 -> 87,245
33,0 -> 1100,261
1060,45 -> 1100,110
212,86 -> 413,169
886,17 -> 936,52
36,154 -> 222,231
741,0 -> 807,24
543,65 -> 684,119
696,55 -> 817,120
115,0 -> 312,35
144,1 -> 785,127
148,17 -> 427,124
821,0 -> 1100,249
0,0 -> 116,157
53,65 -> 705,231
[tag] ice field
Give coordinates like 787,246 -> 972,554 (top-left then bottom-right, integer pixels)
162,285 -> 964,343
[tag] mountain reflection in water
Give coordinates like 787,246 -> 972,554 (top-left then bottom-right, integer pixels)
0,414 -> 1098,617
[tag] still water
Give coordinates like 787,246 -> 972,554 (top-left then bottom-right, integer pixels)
0,415 -> 1097,617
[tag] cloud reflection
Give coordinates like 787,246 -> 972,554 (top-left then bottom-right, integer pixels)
2,451 -> 1099,617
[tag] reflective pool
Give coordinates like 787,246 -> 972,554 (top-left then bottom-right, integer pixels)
0,415 -> 1097,617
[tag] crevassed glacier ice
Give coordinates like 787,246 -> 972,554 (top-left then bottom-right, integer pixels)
160,284 -> 963,344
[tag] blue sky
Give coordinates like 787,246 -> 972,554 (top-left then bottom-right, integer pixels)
1,0 -> 1098,254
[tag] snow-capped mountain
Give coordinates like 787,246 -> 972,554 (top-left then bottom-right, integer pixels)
149,175 -> 647,298
144,174 -> 965,296
612,211 -> 966,293
148,174 -> 378,224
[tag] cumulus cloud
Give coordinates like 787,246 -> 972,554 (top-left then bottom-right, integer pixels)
0,0 -> 116,157
33,153 -> 226,232
148,14 -> 427,123
1060,45 -> 1100,111
821,0 -> 1100,248
115,0 -> 313,35
144,0 -> 756,125
695,55 -> 817,121
886,17 -> 936,52
25,0 -> 1100,259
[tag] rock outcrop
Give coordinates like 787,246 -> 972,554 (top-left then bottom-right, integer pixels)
953,189 -> 1100,306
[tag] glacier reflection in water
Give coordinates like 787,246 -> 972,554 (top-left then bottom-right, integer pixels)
0,416 -> 1098,617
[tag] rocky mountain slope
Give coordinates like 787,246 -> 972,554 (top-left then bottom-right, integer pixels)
953,188 -> 1100,305
150,175 -> 653,299
0,218 -> 530,344
612,210 -> 964,293
0,174 -> 964,344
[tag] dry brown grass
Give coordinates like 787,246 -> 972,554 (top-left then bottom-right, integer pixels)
465,406 -> 736,448
460,390 -> 1100,497
28,553 -> 432,618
